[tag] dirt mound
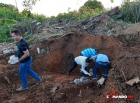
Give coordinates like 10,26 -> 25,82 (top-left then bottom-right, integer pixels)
0,31 -> 140,103
120,22 -> 140,35
118,22 -> 140,46
31,32 -> 122,73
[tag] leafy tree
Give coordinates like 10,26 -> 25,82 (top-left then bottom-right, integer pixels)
0,3 -> 47,42
83,0 -> 104,10
110,0 -> 114,3
79,6 -> 94,14
22,9 -> 32,17
0,19 -> 17,42
22,0 -> 40,10
0,3 -> 18,11
56,13 -> 72,20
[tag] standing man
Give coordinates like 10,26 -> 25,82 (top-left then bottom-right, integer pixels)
11,30 -> 41,91
80,48 -> 99,57
91,54 -> 110,80
68,56 -> 93,76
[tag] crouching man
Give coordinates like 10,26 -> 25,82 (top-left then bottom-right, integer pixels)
91,54 -> 110,85
68,56 -> 93,76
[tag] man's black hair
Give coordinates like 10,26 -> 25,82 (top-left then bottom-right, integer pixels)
95,48 -> 99,53
86,57 -> 92,63
11,30 -> 22,36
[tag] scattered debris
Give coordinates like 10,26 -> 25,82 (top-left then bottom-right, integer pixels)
79,89 -> 82,97
40,49 -> 46,54
50,86 -> 58,94
37,47 -> 40,54
106,6 -> 120,16
73,79 -> 81,84
73,76 -> 90,84
4,76 -> 10,84
3,49 -> 11,54
125,77 -> 140,86
0,43 -> 15,55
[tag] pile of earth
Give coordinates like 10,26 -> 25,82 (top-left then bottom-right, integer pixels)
24,7 -> 129,46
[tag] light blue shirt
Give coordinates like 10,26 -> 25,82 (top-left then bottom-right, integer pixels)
91,54 -> 109,63
81,48 -> 96,57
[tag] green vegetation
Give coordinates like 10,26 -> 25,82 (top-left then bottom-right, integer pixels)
0,0 -> 140,42
120,0 -> 140,23
0,3 -> 46,42
0,19 -> 17,42
23,0 -> 39,10
55,0 -> 105,20
0,0 -> 106,43
84,0 -> 104,10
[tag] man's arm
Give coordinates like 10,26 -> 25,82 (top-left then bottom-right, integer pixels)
81,65 -> 90,76
19,49 -> 30,62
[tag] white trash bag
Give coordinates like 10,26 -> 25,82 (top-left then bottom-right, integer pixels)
73,76 -> 90,84
73,79 -> 81,84
8,55 -> 19,64
79,76 -> 85,82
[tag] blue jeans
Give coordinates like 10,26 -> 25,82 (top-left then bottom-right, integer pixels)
93,62 -> 109,78
19,57 -> 41,88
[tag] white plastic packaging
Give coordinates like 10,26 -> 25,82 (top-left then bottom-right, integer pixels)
37,47 -> 40,54
8,55 -> 19,64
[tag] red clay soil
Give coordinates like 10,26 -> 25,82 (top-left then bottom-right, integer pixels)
0,32 -> 139,103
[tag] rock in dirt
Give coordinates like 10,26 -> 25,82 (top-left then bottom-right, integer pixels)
50,86 -> 58,94
125,77 -> 140,86
4,76 -> 10,84
0,43 -> 15,55
3,49 -> 11,54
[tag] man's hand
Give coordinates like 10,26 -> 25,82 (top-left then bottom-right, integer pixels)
88,73 -> 92,76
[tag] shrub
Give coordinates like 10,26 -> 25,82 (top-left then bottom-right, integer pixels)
121,0 -> 140,23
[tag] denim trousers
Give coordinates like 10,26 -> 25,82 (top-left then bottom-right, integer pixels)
93,61 -> 109,78
19,57 -> 41,88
